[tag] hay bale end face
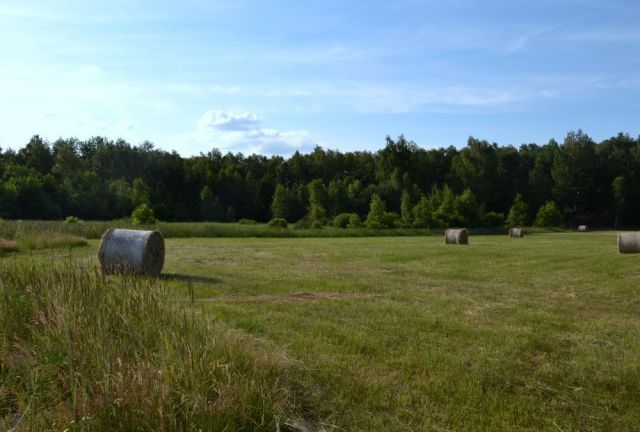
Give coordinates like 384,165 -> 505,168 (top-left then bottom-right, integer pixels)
618,232 -> 640,254
509,228 -> 524,238
98,228 -> 165,276
578,225 -> 589,232
444,228 -> 469,245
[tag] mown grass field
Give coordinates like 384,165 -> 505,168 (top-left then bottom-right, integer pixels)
3,231 -> 640,431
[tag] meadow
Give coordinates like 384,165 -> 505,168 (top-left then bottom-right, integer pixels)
2,231 -> 640,431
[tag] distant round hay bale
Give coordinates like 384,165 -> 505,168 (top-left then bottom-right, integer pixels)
509,228 -> 524,238
444,228 -> 469,245
618,231 -> 640,254
98,228 -> 165,276
578,225 -> 589,232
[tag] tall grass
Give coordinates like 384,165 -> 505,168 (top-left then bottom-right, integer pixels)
0,219 -> 514,240
0,239 -> 18,255
0,262 -> 320,431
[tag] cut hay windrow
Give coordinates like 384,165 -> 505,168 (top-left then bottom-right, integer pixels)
509,228 -> 524,238
444,228 -> 469,245
98,228 -> 165,276
618,231 -> 640,254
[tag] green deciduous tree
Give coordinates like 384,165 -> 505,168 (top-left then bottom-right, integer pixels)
365,194 -> 386,228
271,184 -> 291,221
507,193 -> 529,227
534,201 -> 564,227
400,190 -> 413,227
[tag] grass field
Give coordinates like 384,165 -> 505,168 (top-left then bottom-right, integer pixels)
3,231 -> 640,431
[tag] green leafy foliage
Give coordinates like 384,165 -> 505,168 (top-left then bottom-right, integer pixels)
1,131 -> 640,227
365,194 -> 387,228
507,193 -> 529,227
64,215 -> 82,224
268,217 -> 288,228
347,213 -> 362,228
271,184 -> 292,221
535,201 -> 564,227
400,190 -> 413,227
480,211 -> 505,228
131,203 -> 158,225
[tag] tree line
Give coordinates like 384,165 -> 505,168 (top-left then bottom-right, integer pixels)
0,130 -> 638,228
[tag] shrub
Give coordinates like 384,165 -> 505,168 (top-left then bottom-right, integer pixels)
238,218 -> 257,225
131,204 -> 158,225
412,197 -> 433,228
382,212 -> 401,228
347,213 -> 362,228
333,213 -> 356,228
268,217 -> 288,228
310,220 -> 324,229
535,201 -> 564,227
480,211 -> 505,228
400,191 -> 413,227
507,194 -> 529,227
64,215 -> 83,224
365,194 -> 387,228
293,218 -> 310,229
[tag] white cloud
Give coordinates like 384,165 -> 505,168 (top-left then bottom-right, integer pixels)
196,110 -> 260,131
170,110 -> 317,156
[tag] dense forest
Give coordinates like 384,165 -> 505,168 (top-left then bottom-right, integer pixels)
0,130 -> 639,228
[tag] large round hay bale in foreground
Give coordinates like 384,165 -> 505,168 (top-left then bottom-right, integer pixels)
509,228 -> 524,238
578,225 -> 589,232
98,228 -> 165,276
618,231 -> 640,254
444,228 -> 469,245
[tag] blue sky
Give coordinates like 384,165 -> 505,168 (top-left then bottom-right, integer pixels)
1,0 -> 639,156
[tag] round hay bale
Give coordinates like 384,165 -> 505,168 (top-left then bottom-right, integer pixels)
98,228 -> 165,276
509,228 -> 524,238
578,225 -> 589,232
444,228 -> 469,245
618,231 -> 640,254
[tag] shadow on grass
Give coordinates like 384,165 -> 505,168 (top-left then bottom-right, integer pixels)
161,273 -> 223,285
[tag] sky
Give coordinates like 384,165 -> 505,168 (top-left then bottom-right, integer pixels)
1,0 -> 639,156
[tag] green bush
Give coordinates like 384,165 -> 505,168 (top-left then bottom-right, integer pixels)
480,211 -> 505,228
365,194 -> 387,228
334,213 -> 357,228
238,218 -> 257,225
382,212 -> 401,228
131,204 -> 158,225
507,194 -> 529,227
347,213 -> 362,228
310,220 -> 325,229
64,215 -> 83,224
535,201 -> 564,227
268,217 -> 288,228
292,218 -> 310,229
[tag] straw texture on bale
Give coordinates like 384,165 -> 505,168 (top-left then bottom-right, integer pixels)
98,228 -> 165,276
444,228 -> 469,245
618,231 -> 640,254
578,225 -> 589,232
509,228 -> 524,238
